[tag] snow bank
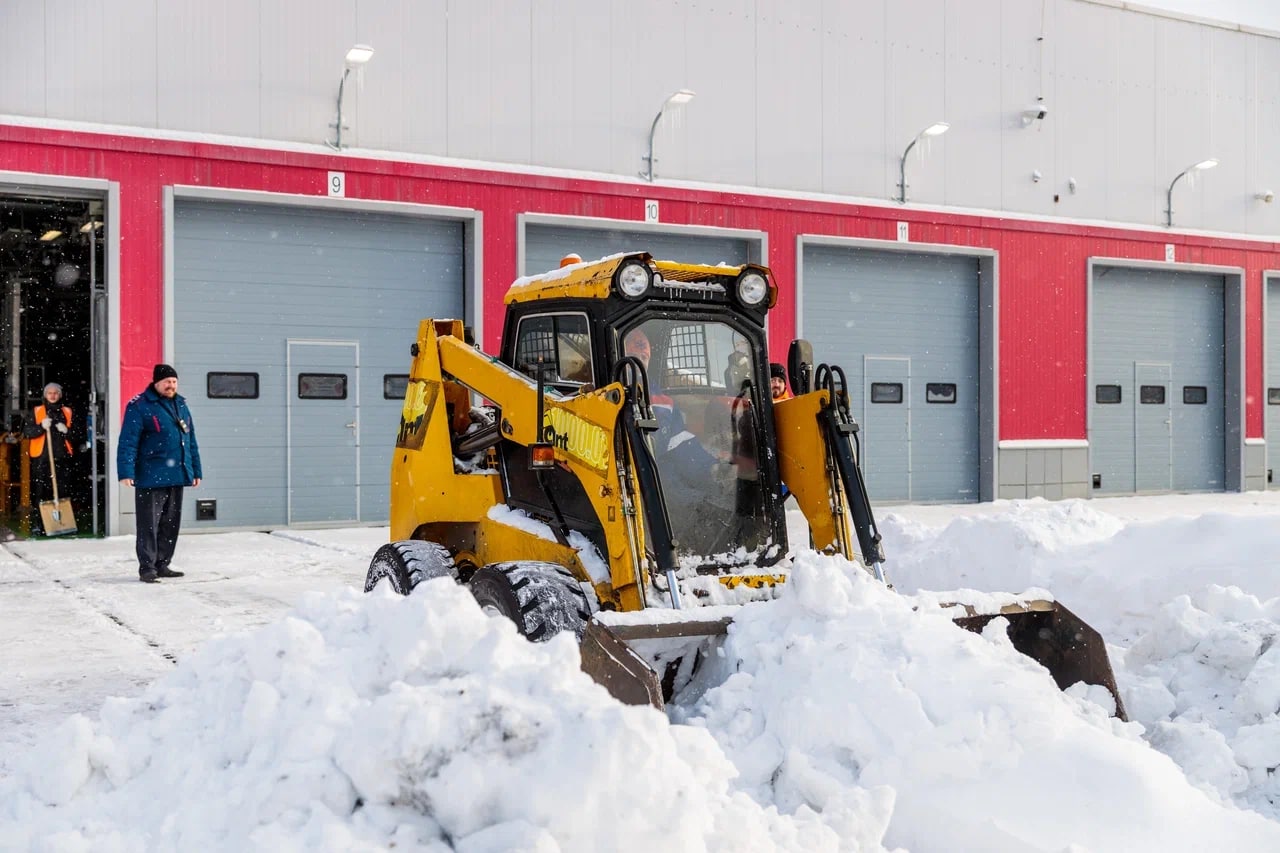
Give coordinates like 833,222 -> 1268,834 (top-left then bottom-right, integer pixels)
1122,584 -> 1280,816
1,580 -> 850,852
884,499 -> 1280,643
680,553 -> 1280,852
886,498 -> 1280,828
7,496 -> 1280,851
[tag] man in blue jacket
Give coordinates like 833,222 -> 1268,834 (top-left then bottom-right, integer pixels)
117,364 -> 203,583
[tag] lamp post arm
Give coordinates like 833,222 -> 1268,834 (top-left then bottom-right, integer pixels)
329,67 -> 353,150
642,106 -> 667,182
898,136 -> 921,203
1165,167 -> 1192,227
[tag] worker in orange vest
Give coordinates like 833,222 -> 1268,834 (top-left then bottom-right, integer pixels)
24,382 -> 75,536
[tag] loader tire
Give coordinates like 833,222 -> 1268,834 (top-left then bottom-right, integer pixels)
365,540 -> 458,595
468,561 -> 593,642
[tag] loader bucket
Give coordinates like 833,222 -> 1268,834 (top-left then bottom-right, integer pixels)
950,600 -> 1127,721
580,615 -> 733,711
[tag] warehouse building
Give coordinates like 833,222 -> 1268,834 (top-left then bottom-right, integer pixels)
1,0 -> 1278,535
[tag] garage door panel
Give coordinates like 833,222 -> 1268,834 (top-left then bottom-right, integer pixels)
175,200 -> 464,528
1091,268 -> 1224,495
802,246 -> 981,503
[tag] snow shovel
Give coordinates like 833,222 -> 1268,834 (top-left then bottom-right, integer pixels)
38,425 -> 77,536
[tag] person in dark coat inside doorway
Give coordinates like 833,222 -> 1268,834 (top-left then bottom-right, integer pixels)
117,364 -> 203,583
24,382 -> 77,536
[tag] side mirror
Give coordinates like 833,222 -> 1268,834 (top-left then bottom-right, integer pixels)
788,339 -> 814,396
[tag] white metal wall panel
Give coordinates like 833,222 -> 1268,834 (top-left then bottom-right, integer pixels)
1051,3 -> 1110,220
1107,8 -> 1161,226
156,1 -> 262,137
174,200 -> 465,528
0,10 -> 46,117
1205,26 -> 1252,233
43,2 -> 158,126
446,0 -> 533,165
801,246 -> 982,502
756,0 -> 823,192
2,0 -> 1278,233
1090,268 -> 1225,495
1269,279 -> 1280,488
257,3 -> 357,147
388,0 -> 450,155
684,2 -> 755,186
1255,38 -> 1280,235
523,224 -> 750,278
818,1 -> 887,200
529,2 -> 614,174
1157,18 -> 1215,228
886,0 -> 948,206
943,2 -> 1005,212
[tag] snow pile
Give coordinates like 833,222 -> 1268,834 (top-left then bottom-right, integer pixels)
1122,584 -> 1280,815
884,498 -> 1280,826
1,581 -> 846,852
681,553 -> 1280,852
883,500 -> 1280,642
7,496 -> 1280,850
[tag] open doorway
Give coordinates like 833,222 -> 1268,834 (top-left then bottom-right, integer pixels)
0,193 -> 108,538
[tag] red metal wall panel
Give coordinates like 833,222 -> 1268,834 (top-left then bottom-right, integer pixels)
2,123 -> 1276,440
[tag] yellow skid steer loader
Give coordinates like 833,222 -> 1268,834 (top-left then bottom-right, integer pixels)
366,253 -> 1125,719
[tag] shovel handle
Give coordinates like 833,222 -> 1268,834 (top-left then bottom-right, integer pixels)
44,424 -> 61,504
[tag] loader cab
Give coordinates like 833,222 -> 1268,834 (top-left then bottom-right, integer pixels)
499,254 -> 788,571
615,310 -> 786,565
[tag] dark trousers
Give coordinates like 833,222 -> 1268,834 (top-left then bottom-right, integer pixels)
135,486 -> 184,576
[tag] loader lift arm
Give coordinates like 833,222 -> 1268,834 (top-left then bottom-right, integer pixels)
397,320 -> 673,611
812,363 -> 885,580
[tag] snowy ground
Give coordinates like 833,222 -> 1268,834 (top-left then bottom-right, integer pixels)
4,493 -> 1280,850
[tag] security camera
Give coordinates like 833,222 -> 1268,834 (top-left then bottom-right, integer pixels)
1021,104 -> 1049,126
1257,190 -> 1275,204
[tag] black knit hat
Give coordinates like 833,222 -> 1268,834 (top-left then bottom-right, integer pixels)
152,363 -> 179,383
769,362 -> 787,381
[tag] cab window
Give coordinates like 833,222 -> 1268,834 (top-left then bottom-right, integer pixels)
513,313 -> 594,390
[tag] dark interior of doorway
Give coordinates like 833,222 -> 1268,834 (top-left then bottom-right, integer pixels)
0,194 -> 107,538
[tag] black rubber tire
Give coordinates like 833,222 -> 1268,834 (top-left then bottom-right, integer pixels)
365,540 -> 458,595
468,561 -> 593,641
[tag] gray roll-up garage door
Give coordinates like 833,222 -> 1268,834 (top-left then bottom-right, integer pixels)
1091,267 -> 1225,495
173,200 -> 465,528
523,223 -> 751,276
801,246 -> 981,503
1268,278 -> 1280,489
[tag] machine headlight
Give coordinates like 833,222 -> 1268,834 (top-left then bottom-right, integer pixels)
736,271 -> 769,306
616,260 -> 653,299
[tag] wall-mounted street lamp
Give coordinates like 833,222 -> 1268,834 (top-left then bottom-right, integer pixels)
327,44 -> 375,150
640,89 -> 695,182
897,122 -> 949,203
1164,158 -> 1217,227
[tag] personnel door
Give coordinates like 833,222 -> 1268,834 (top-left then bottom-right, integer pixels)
864,356 -> 911,501
1134,362 -> 1173,492
288,340 -> 359,524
